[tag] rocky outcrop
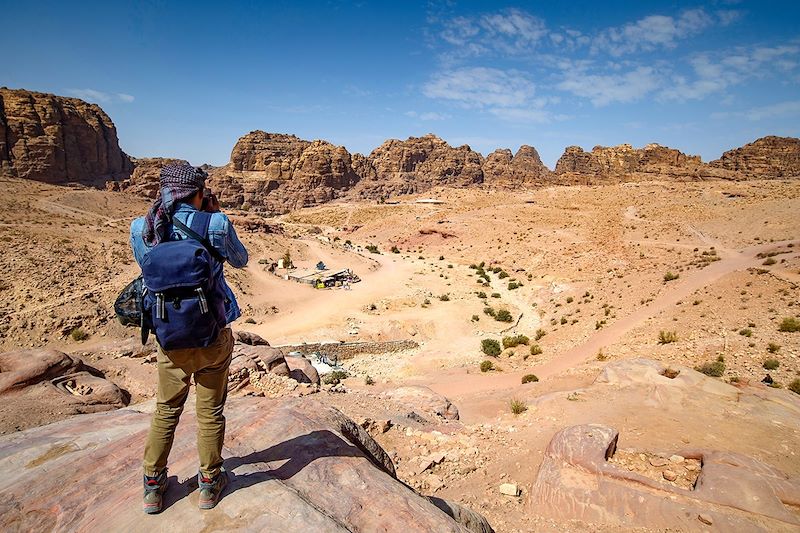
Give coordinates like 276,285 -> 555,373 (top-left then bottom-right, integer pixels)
0,396 -> 489,532
207,131 -> 362,213
554,143 -> 733,184
0,88 -> 132,183
482,145 -> 552,187
352,134 -> 484,199
106,157 -> 188,197
710,136 -> 800,178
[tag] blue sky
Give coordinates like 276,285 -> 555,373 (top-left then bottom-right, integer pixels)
2,1 -> 798,167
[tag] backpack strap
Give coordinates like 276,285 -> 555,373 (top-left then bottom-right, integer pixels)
172,212 -> 226,264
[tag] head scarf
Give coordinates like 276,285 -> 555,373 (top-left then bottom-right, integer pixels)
142,164 -> 207,246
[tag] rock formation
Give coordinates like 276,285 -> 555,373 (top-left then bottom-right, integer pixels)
710,136 -> 800,178
0,88 -> 132,183
106,157 -> 188,197
351,134 -> 484,199
554,143 -> 733,184
0,396 -> 491,532
482,145 -> 552,187
207,131 -> 362,213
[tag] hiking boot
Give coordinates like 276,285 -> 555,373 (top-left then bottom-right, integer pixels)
143,470 -> 168,514
198,470 -> 228,510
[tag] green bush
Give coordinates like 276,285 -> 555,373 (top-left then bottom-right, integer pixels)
323,370 -> 349,385
509,398 -> 527,414
390,245 -> 400,253
767,342 -> 781,353
566,296 -> 574,303
364,375 -> 375,385
663,272 -> 679,282
508,282 -> 521,290
521,374 -> 539,384
530,344 -> 542,356
476,291 -> 487,299
762,257 -> 776,265
491,292 -> 501,298
498,271 -> 509,279
439,294 -> 450,301
789,379 -> 800,395
502,334 -> 529,348
481,338 -> 501,356
695,360 -> 725,377
494,309 -> 513,322
778,317 -> 800,332
471,314 -> 479,321
483,306 -> 496,317
534,329 -> 546,341
658,330 -> 678,344
70,327 -> 89,342
763,359 -> 780,370
739,328 -> 753,337
480,360 -> 495,372
365,244 -> 380,254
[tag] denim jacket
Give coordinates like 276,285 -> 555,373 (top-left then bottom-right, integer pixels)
130,203 -> 249,324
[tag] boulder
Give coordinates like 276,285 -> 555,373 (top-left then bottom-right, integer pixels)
285,355 -> 321,385
0,88 -> 132,183
0,397 -> 488,532
233,330 -> 270,346
382,385 -> 460,421
529,424 -> 800,531
0,349 -> 83,394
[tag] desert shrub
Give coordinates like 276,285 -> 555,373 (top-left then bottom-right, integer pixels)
439,255 -> 444,261
469,264 -> 478,269
498,271 -> 509,279
739,328 -> 753,337
566,296 -> 574,303
763,359 -> 780,370
390,245 -> 400,253
508,282 -> 520,290
534,329 -> 546,341
365,244 -> 380,254
767,342 -> 781,353
439,294 -> 450,301
789,379 -> 800,395
481,338 -> 502,356
762,257 -> 776,265
492,267 -> 502,274
364,375 -> 375,385
560,317 -> 567,325
70,328 -> 89,341
471,314 -> 479,322
521,374 -> 539,384
476,291 -> 487,299
658,330 -> 678,344
778,317 -> 800,332
661,368 -> 680,379
663,272 -> 679,282
483,306 -> 496,317
480,360 -> 495,372
695,360 -> 725,377
509,399 -> 527,414
491,292 -> 501,298
502,334 -> 529,348
494,309 -> 513,322
530,344 -> 542,356
596,350 -> 608,361
244,317 -> 256,324
323,370 -> 348,385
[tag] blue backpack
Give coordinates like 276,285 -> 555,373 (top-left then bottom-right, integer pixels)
141,212 -> 227,350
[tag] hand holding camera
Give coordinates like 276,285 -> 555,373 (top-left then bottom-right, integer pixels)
201,188 -> 220,213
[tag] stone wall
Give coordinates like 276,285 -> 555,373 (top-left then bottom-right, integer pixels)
277,339 -> 419,360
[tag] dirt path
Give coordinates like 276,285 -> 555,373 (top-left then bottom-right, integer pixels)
423,239 -> 800,400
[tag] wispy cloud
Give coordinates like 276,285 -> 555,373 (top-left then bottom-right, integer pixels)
405,110 -> 450,121
67,88 -> 135,104
559,65 -> 661,106
440,8 -> 548,57
712,100 -> 800,120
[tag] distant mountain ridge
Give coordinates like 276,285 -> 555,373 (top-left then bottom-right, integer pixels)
1,88 -> 798,214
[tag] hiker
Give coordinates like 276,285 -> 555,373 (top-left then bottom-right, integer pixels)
129,164 -> 248,514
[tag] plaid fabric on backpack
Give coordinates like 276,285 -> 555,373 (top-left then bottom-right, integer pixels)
141,211 -> 227,350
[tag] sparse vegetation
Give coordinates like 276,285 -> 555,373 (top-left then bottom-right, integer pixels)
762,257 -> 776,266
596,350 -> 608,361
521,374 -> 539,384
658,330 -> 678,344
364,375 -> 375,385
494,309 -> 513,322
322,370 -> 348,385
695,355 -> 725,377
480,360 -> 495,372
498,271 -> 509,279
778,317 -> 800,332
70,327 -> 89,341
529,344 -> 542,356
481,338 -> 501,356
502,334 -> 529,348
534,329 -> 546,340
365,244 -> 380,254
491,292 -> 501,298
763,359 -> 780,370
738,328 -> 753,337
663,271 -> 679,282
390,245 -> 400,253
476,291 -> 487,299
566,296 -> 573,303
767,342 -> 781,353
789,379 -> 800,395
509,398 -> 527,414
438,294 -> 450,301
508,281 -> 521,290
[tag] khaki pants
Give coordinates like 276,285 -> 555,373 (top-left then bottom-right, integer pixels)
143,328 -> 233,478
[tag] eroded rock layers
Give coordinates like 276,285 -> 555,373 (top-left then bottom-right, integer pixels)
0,88 -> 132,183
710,136 -> 800,178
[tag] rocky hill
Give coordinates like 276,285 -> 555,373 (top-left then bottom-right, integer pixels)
0,88 -> 131,183
710,136 -> 800,178
553,143 -> 735,184
107,157 -> 189,197
482,145 -> 553,188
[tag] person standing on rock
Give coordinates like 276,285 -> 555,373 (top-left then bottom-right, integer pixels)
129,164 -> 248,514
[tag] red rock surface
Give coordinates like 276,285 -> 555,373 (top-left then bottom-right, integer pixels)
0,88 -> 132,183
710,136 -> 800,178
0,397 -> 486,532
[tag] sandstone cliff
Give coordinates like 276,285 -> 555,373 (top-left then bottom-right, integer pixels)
554,143 -> 734,184
710,136 -> 800,178
208,131 -> 362,213
0,88 -> 132,183
482,145 -> 553,188
106,157 -> 189,197
351,134 -> 484,199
